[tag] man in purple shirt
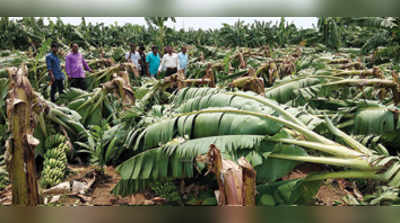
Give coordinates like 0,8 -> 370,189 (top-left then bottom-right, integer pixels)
65,43 -> 93,90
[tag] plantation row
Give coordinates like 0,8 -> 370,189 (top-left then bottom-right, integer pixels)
1,17 -> 400,53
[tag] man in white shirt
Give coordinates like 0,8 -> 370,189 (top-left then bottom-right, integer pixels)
158,46 -> 179,77
125,43 -> 141,72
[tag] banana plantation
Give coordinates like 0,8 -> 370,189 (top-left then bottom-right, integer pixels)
1,17 -> 400,206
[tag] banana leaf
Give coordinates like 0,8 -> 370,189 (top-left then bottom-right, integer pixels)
354,105 -> 400,134
265,78 -> 321,104
134,110 -> 282,151
175,90 -> 324,130
114,133 -> 306,196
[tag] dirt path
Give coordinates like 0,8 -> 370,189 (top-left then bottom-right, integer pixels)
59,165 -> 130,206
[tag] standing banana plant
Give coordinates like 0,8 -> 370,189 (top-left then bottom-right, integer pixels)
31,38 -> 51,89
318,17 -> 342,50
5,65 -> 40,206
145,17 -> 176,49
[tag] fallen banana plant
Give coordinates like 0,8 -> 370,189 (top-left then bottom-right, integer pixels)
178,64 -> 216,88
229,68 -> 265,95
87,63 -> 139,90
332,67 -> 384,78
317,78 -> 400,104
338,61 -> 365,70
102,71 -> 135,107
36,95 -> 87,137
113,87 -> 400,205
67,72 -> 135,126
254,57 -> 296,86
87,57 -> 115,70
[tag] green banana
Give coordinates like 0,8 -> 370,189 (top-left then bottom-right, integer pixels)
40,138 -> 69,188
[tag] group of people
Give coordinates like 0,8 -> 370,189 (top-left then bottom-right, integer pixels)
124,44 -> 188,78
46,42 -> 189,102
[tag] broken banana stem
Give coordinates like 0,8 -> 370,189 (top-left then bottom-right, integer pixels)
6,65 -> 40,206
200,144 -> 256,206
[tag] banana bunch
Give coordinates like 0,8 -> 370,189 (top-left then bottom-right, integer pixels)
0,170 -> 8,190
40,140 -> 69,188
44,134 -> 67,150
0,155 -> 9,190
150,181 -> 181,203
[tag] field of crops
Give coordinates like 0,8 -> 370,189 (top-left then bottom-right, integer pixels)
1,17 -> 400,206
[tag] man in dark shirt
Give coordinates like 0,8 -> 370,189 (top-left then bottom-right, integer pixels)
46,42 -> 65,102
138,45 -> 148,77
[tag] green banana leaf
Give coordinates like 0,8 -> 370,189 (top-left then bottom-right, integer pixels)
133,109 -> 282,152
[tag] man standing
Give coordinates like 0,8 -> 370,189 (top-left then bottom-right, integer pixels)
178,46 -> 189,74
158,46 -> 179,77
138,45 -> 148,77
46,42 -> 65,102
125,43 -> 141,74
65,43 -> 93,90
146,46 -> 161,78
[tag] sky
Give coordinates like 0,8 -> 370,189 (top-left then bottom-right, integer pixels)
31,17 -> 318,30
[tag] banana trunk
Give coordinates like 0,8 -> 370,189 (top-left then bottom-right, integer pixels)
6,65 -> 40,206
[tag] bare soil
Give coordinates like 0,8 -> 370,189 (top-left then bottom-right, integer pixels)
0,163 -> 361,206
